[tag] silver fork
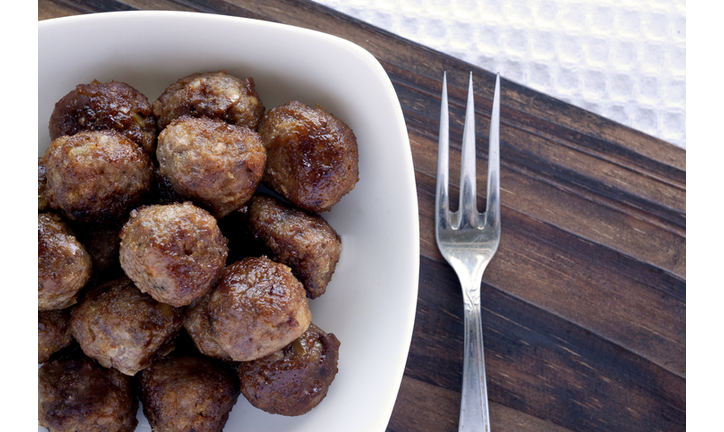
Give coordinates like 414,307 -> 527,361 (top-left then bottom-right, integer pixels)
435,71 -> 501,432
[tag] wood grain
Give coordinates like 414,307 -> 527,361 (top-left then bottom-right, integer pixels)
38,1 -> 686,431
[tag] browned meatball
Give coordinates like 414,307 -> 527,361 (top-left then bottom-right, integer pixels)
38,157 -> 49,211
48,80 -> 157,155
208,256 -> 312,362
238,324 -> 340,416
183,294 -> 234,362
152,70 -> 265,131
247,195 -> 342,299
157,116 -> 266,218
138,353 -> 241,432
38,213 -> 92,310
258,101 -> 359,213
119,202 -> 229,307
38,353 -> 138,432
71,278 -> 183,376
38,309 -> 73,363
43,130 -> 154,223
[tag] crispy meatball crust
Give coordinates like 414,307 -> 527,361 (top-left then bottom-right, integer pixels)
209,256 -> 312,362
38,213 -> 92,310
157,116 -> 266,218
71,278 -> 183,376
49,80 -> 157,155
38,354 -> 138,432
38,309 -> 74,363
247,195 -> 342,299
258,101 -> 359,213
43,130 -> 154,223
38,157 -> 49,211
138,354 -> 241,432
119,202 -> 229,307
183,294 -> 234,361
238,323 -> 340,416
152,71 -> 265,130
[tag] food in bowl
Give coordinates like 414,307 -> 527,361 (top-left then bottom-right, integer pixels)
38,353 -> 139,432
137,352 -> 241,431
259,100 -> 359,213
151,70 -> 264,131
38,213 -> 92,310
119,202 -> 229,307
156,116 -> 266,218
37,309 -> 73,364
238,323 -> 340,416
39,68 -> 353,428
69,277 -> 183,376
42,130 -> 154,223
202,256 -> 313,362
48,80 -> 158,155
246,194 -> 343,299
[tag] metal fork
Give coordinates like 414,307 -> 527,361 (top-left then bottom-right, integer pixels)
435,71 -> 501,432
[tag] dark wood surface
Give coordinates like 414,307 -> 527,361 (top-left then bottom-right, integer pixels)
38,1 -> 686,431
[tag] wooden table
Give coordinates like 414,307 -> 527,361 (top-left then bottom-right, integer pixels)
38,1 -> 686,431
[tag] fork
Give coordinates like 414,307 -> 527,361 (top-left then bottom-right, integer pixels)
435,71 -> 501,432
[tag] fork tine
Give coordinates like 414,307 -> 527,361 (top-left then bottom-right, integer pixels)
435,72 -> 450,228
484,73 -> 501,230
434,72 -> 500,432
458,72 -> 478,228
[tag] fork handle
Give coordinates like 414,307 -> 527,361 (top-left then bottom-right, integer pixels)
459,281 -> 491,432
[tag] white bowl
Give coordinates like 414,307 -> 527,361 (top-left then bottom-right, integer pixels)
38,11 -> 419,432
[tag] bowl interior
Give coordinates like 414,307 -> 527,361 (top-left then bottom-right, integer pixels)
39,11 -> 419,432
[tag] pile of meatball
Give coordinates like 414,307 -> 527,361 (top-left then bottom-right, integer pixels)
38,71 -> 358,432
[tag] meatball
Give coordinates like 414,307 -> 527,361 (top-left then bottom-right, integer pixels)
183,294 -> 234,362
38,353 -> 138,432
157,116 -> 266,218
258,100 -> 359,213
48,80 -> 157,155
247,195 -> 342,298
138,353 -> 241,432
71,278 -> 183,376
238,324 -> 340,416
152,70 -> 265,131
38,213 -> 92,310
208,256 -> 312,362
38,157 -> 49,211
38,309 -> 73,363
119,202 -> 229,307
43,130 -> 154,223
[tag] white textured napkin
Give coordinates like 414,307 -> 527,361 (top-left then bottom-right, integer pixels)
313,0 -> 686,149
